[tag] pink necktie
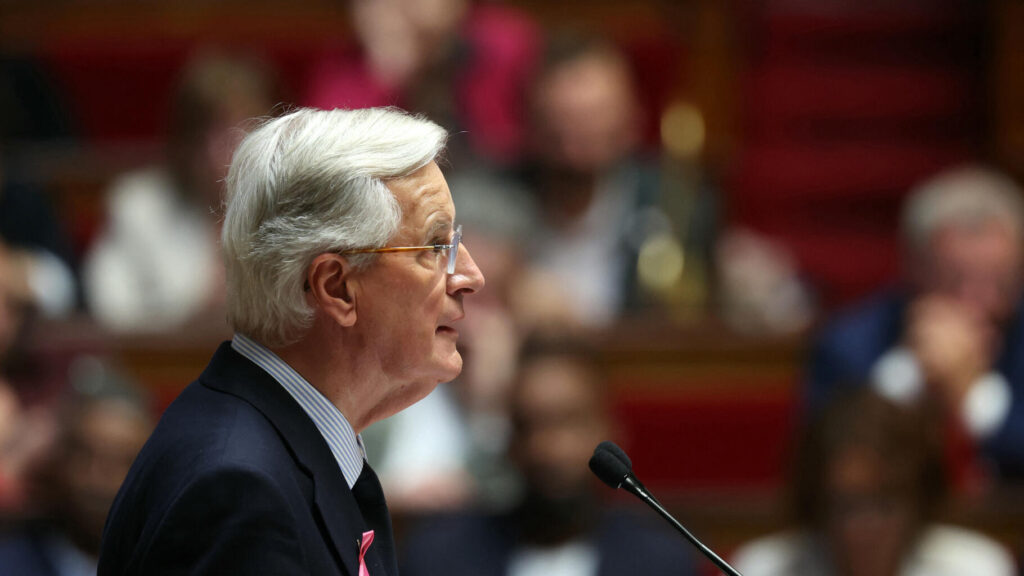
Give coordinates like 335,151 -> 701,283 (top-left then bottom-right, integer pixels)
358,530 -> 375,576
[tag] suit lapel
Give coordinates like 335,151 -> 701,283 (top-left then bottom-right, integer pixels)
199,342 -> 387,576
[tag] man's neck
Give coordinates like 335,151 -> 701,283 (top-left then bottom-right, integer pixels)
271,328 -> 405,434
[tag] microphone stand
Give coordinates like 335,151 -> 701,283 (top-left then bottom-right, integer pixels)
621,476 -> 743,576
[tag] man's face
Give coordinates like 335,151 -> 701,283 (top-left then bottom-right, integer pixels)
825,448 -> 916,576
353,162 -> 484,409
510,355 -> 607,499
531,54 -> 639,176
918,219 -> 1024,325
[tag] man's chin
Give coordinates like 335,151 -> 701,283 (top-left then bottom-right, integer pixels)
435,349 -> 464,382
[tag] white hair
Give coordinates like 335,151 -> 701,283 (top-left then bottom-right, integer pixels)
903,164 -> 1024,255
222,107 -> 447,346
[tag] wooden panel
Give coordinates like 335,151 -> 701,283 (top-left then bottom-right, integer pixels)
992,0 -> 1024,180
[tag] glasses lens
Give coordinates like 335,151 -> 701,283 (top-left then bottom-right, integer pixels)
447,225 -> 462,274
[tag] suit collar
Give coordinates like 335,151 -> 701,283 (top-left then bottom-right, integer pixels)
199,342 -> 388,576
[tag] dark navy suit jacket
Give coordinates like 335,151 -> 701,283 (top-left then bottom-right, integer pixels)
400,508 -> 696,576
98,342 -> 391,576
806,290 -> 1024,478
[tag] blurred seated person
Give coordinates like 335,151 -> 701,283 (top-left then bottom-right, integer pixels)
732,389 -> 1014,576
83,53 -> 280,333
806,166 -> 1024,481
305,0 -> 538,165
513,32 -> 714,330
400,338 -> 696,576
0,358 -> 152,575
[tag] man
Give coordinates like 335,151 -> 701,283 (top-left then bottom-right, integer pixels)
98,107 -> 485,575
401,339 -> 695,576
806,165 -> 1024,479
513,32 -> 715,329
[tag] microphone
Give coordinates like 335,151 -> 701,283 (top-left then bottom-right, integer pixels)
589,441 -> 743,576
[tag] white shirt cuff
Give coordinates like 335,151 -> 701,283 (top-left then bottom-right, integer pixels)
873,347 -> 1012,440
871,347 -> 924,405
962,372 -> 1012,440
26,249 -> 75,317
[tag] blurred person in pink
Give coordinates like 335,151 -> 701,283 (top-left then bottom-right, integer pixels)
807,166 -> 1024,482
304,0 -> 539,165
82,52 -> 280,333
732,389 -> 1014,576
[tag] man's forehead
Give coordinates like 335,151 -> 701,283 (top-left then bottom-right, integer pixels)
387,164 -> 455,233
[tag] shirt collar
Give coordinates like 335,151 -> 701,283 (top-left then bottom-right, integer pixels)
231,333 -> 365,488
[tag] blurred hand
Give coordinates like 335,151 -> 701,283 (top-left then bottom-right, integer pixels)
907,295 -> 995,410
507,269 -> 588,336
0,381 -> 57,511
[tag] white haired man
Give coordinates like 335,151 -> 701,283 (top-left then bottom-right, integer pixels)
98,107 -> 484,575
807,165 -> 1024,481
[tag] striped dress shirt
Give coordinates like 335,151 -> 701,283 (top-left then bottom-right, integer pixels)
232,333 -> 365,488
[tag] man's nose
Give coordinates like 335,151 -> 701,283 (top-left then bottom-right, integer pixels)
448,243 -> 485,295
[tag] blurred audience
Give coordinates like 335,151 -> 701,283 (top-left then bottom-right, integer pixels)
0,357 -> 152,575
806,165 -> 1024,482
732,389 -> 1014,576
400,338 -> 696,576
511,31 -> 714,330
82,52 -> 280,333
305,0 -> 539,165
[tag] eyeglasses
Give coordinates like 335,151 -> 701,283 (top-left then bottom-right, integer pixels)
341,224 -> 463,274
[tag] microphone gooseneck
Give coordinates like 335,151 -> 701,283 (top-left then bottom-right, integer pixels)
588,442 -> 744,576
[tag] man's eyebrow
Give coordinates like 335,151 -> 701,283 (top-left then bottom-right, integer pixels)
424,218 -> 453,242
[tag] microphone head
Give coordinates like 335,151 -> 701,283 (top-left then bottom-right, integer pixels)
589,441 -> 633,489
599,440 -> 632,471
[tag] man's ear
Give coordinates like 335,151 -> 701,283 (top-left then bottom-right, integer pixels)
306,253 -> 358,327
